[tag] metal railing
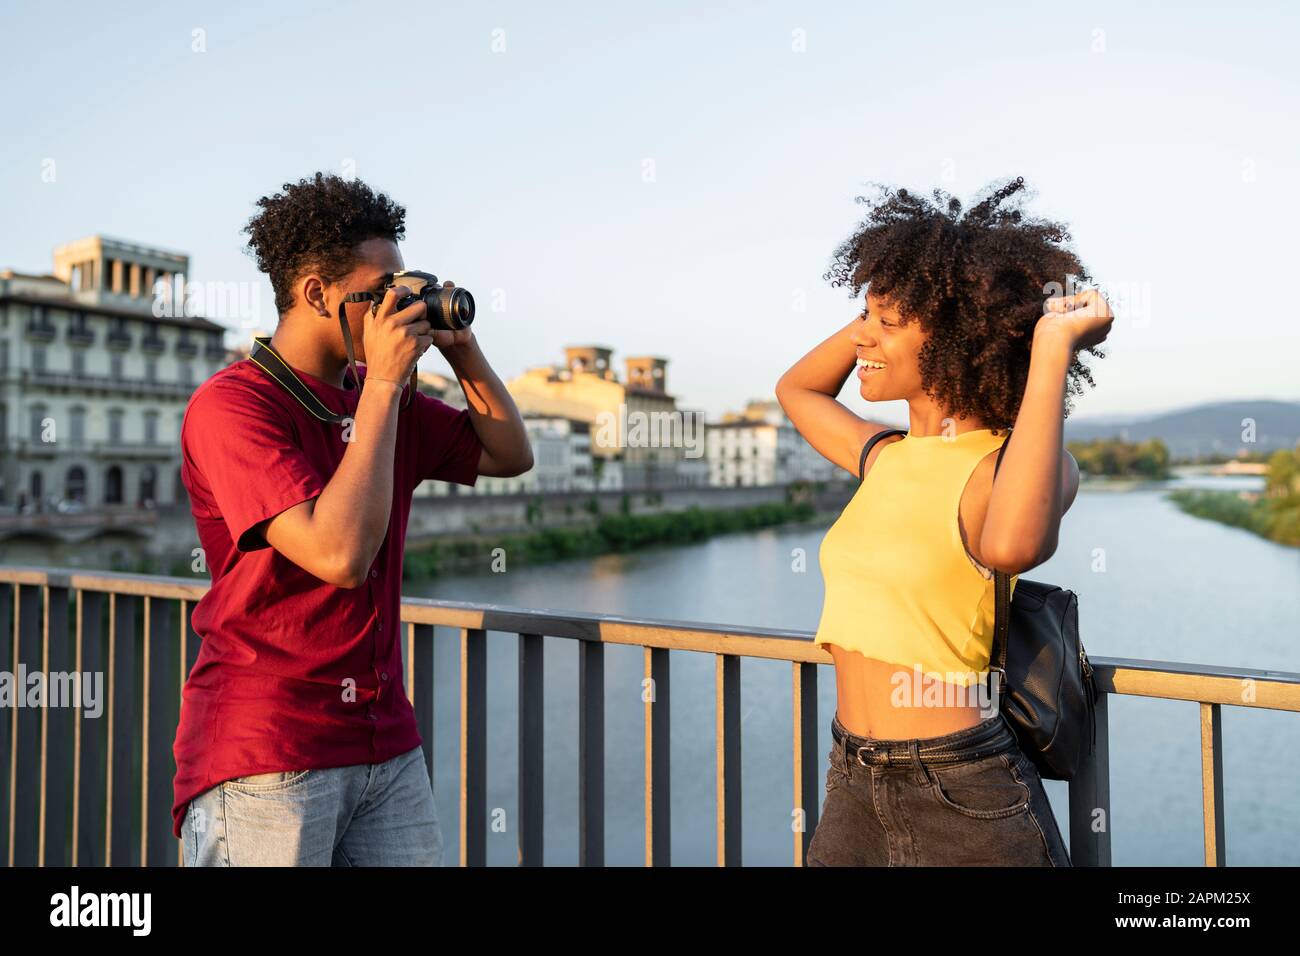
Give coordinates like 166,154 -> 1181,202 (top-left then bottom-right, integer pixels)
1,565 -> 1297,867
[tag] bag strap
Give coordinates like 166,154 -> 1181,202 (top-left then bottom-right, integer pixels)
989,430 -> 1013,703
857,428 -> 908,481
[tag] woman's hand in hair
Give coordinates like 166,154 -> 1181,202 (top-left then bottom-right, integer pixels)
1036,287 -> 1113,351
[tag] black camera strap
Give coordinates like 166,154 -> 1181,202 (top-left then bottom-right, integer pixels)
247,336 -> 352,424
339,296 -> 371,404
247,292 -> 417,423
337,295 -> 417,409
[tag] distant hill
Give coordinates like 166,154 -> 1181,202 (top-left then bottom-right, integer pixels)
1064,400 -> 1300,459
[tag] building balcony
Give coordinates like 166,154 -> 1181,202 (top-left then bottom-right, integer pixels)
7,438 -> 61,459
141,333 -> 166,354
92,439 -> 175,459
67,325 -> 95,345
17,368 -> 194,400
25,319 -> 56,342
106,328 -> 133,349
175,338 -> 198,357
6,437 -> 175,460
204,341 -> 225,359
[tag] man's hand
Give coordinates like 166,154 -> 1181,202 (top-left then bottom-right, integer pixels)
362,284 -> 434,383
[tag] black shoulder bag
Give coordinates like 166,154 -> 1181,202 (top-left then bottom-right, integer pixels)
857,427 -> 1098,781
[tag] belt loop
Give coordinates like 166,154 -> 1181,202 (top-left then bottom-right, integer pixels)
908,739 -> 933,787
833,718 -> 848,781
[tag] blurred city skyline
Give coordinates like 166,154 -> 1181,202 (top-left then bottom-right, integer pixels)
3,0 -> 1298,420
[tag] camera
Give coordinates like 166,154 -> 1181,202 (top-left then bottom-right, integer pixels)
385,269 -> 475,331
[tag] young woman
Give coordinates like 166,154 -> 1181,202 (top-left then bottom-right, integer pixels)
777,177 -> 1111,866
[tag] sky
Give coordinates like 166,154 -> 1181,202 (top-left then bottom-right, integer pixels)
2,0 -> 1298,423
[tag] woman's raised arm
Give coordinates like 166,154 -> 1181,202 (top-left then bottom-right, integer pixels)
979,288 -> 1112,573
776,315 -> 895,476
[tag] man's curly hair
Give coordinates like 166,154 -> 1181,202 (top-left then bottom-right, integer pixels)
243,172 -> 407,314
825,176 -> 1103,428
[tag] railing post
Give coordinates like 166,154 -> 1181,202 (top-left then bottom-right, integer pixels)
41,585 -> 72,866
145,597 -> 178,866
793,661 -> 819,866
176,600 -> 191,868
644,646 -> 670,867
75,590 -> 107,867
0,584 -> 12,867
518,633 -> 544,866
10,584 -> 41,866
1068,691 -> 1111,866
1200,702 -> 1226,866
108,593 -> 139,866
578,639 -> 604,867
715,653 -> 741,866
406,623 -> 435,785
459,627 -> 486,866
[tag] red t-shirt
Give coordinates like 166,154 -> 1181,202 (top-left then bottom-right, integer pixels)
171,358 -> 481,839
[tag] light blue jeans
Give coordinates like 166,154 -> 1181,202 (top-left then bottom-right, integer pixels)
181,745 -> 444,866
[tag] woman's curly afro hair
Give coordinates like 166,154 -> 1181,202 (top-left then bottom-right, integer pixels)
825,176 -> 1103,428
244,172 -> 407,314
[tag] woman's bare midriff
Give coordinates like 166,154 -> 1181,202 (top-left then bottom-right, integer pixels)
829,644 -> 990,740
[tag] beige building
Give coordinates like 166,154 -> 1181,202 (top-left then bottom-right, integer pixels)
473,416 -> 600,496
707,400 -> 838,487
0,236 -> 226,511
507,346 -> 706,489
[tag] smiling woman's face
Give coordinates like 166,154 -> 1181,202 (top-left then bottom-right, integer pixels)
848,291 -> 927,402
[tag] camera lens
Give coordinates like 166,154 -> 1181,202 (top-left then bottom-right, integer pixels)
432,286 -> 475,330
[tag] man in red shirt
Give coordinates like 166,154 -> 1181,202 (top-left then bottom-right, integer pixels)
173,173 -> 532,865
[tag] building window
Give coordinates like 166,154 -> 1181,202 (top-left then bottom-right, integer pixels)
71,350 -> 85,376
29,404 -> 48,442
139,465 -> 157,507
65,466 -> 87,503
108,408 -> 124,444
32,346 -> 46,372
178,361 -> 192,386
144,411 -> 158,445
144,357 -> 157,382
69,406 -> 85,446
110,354 -> 123,379
104,465 -> 123,505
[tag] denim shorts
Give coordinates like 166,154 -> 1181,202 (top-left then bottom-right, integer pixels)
806,711 -> 1071,866
181,745 -> 443,866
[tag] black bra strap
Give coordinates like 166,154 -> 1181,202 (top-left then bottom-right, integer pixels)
857,428 -> 908,481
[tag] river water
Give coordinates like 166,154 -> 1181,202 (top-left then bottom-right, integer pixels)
414,473 -> 1300,866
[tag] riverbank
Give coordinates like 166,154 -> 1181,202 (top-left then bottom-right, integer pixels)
402,500 -> 821,578
1079,475 -> 1171,492
1166,489 -> 1300,547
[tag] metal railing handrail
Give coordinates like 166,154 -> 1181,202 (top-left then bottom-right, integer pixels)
1,564 -> 1296,867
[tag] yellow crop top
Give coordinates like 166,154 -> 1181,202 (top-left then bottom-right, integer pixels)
814,427 -> 1018,688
